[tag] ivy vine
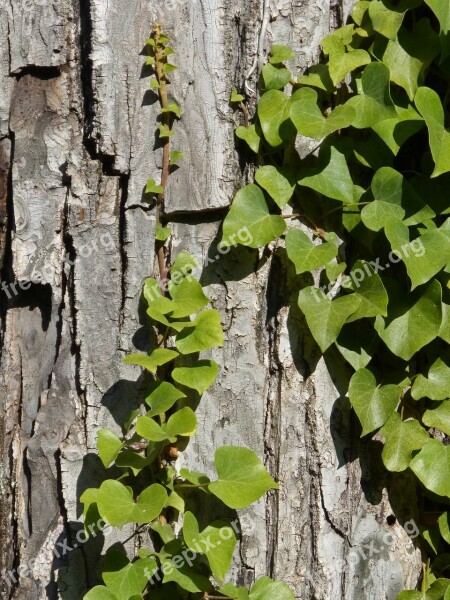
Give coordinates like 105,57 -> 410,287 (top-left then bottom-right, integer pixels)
224,0 -> 450,597
80,25 -> 294,600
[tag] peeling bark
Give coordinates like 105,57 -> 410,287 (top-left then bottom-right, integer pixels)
0,1 -> 421,600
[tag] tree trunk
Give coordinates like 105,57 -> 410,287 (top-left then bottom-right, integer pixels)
0,1 -> 422,599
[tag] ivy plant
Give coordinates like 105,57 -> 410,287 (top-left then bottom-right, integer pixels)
225,0 -> 450,596
80,25 -> 294,600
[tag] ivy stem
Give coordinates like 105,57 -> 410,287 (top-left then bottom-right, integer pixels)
239,101 -> 249,128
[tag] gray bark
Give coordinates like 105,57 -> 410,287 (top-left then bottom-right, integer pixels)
0,1 -> 421,599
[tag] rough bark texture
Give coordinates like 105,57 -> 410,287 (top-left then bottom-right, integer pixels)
0,1 -> 422,599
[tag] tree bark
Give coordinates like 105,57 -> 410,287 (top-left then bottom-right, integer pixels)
0,1 -> 422,599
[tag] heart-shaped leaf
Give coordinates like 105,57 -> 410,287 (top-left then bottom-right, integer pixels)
255,166 -> 296,209
381,413 -> 429,471
84,587 -> 117,600
412,353 -> 450,401
221,184 -> 286,249
165,407 -> 197,438
97,429 -> 124,469
145,381 -> 186,417
298,145 -> 354,203
172,360 -> 219,394
169,277 -> 210,319
349,368 -> 401,436
250,576 -> 295,600
97,480 -> 167,527
374,280 -> 442,361
145,178 -> 164,195
102,551 -> 157,599
336,321 -> 380,370
175,310 -> 224,354
209,446 -> 279,509
346,63 -> 397,128
410,439 -> 450,497
269,45 -> 295,64
415,87 -> 450,177
297,64 -> 335,93
262,64 -> 292,90
123,349 -> 179,373
236,125 -> 261,153
322,34 -> 371,85
346,260 -> 389,322
161,561 -> 211,593
285,229 -> 338,275
423,401 -> 450,436
257,90 -> 295,147
298,287 -> 361,352
290,87 -> 355,138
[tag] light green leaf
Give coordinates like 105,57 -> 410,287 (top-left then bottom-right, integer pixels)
381,413 -> 429,472
290,87 -> 355,139
102,551 -> 157,599
236,125 -> 261,153
374,280 -> 443,361
415,87 -> 450,177
410,439 -> 450,497
397,579 -> 450,599
269,45 -> 295,64
155,227 -> 171,242
423,402 -> 450,436
346,260 -> 389,322
298,145 -> 354,203
321,34 -> 371,85
230,87 -> 245,103
439,513 -> 450,545
84,587 -> 117,600
145,178 -> 164,195
255,166 -> 296,209
209,446 -> 279,509
161,102 -> 181,118
145,381 -> 186,417
298,287 -> 361,352
170,252 -> 197,281
97,480 -> 167,527
136,416 -> 171,443
345,63 -> 397,128
169,150 -> 184,165
368,0 -> 411,39
161,561 -> 211,593
150,79 -> 161,89
257,90 -> 295,147
362,167 -> 434,232
158,124 -> 174,138
97,429 -> 123,469
175,310 -> 224,354
169,276 -> 210,318
424,0 -> 450,59
262,64 -> 292,90
250,576 -> 295,600
172,360 -> 219,394
412,354 -> 450,401
348,369 -> 401,436
115,450 -> 153,476
123,349 -> 179,373
220,584 -> 250,600
440,301 -> 450,343
385,221 -> 449,289
285,229 -> 338,275
165,407 -> 197,438
163,63 -> 177,74
221,184 -> 286,248
297,64 -> 335,93
183,512 -> 237,582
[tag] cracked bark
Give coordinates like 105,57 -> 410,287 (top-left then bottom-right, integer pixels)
0,1 -> 422,599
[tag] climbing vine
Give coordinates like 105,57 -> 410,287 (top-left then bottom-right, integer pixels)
80,25 -> 294,600
224,0 -> 450,597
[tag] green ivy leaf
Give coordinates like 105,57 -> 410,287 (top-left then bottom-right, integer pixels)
163,63 -> 177,74
161,102 -> 182,118
412,354 -> 450,401
169,277 -> 210,318
220,584 -> 250,600
362,167 -> 434,232
158,124 -> 174,138
415,87 -> 450,177
161,561 -> 211,593
250,576 -> 295,600
424,0 -> 450,60
165,407 -> 197,438
298,287 -> 361,352
348,369 -> 401,436
209,446 -> 279,509
440,301 -> 450,343
254,166 -> 296,209
97,480 -> 167,527
321,34 -> 371,85
410,439 -> 450,497
298,145 -> 354,203
290,87 -> 355,139
102,551 -> 157,599
123,349 -> 179,373
297,64 -> 335,93
374,280 -> 443,361
345,261 -> 389,322
183,511 -> 237,582
175,310 -> 224,354
145,381 -> 186,417
269,45 -> 295,64
170,252 -> 197,282
236,125 -> 261,153
257,90 -> 295,147
84,587 -> 117,600
285,229 -> 338,275
155,227 -> 171,242
345,63 -> 397,128
136,416 -> 172,442
397,579 -> 450,599
368,0 -> 413,39
172,360 -> 219,394
115,450 -> 153,476
97,429 -> 124,469
150,79 -> 161,89
230,87 -> 245,103
145,178 -> 164,195
262,63 -> 292,90
423,401 -> 450,436
80,488 -> 101,535
381,413 -> 429,472
221,184 -> 286,248
336,321 -> 380,370
169,150 -> 184,165
372,103 -> 424,155
439,513 -> 450,545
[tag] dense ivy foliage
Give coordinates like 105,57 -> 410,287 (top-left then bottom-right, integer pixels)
80,26 -> 294,600
224,0 -> 450,596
